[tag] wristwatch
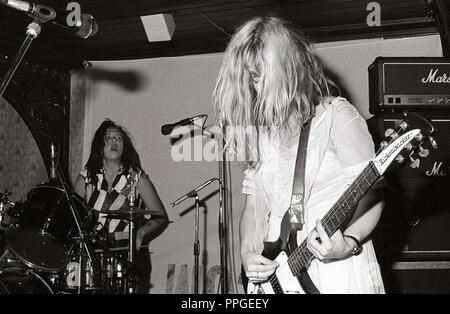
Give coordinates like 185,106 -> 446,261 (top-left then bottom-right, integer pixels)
344,234 -> 362,256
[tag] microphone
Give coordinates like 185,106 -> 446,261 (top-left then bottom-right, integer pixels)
0,0 -> 98,39
50,142 -> 57,181
161,114 -> 207,136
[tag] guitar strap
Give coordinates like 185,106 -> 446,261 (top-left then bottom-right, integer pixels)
285,119 -> 320,294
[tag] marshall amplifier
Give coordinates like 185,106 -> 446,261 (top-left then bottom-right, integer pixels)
369,57 -> 450,114
367,110 -> 450,293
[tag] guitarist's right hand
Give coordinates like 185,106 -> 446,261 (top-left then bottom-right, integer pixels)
241,251 -> 279,282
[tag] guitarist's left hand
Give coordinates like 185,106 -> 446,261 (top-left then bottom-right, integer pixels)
307,219 -> 355,261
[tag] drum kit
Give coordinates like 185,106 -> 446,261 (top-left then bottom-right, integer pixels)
0,184 -> 158,294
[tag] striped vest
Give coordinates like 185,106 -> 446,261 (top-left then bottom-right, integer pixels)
81,168 -> 149,245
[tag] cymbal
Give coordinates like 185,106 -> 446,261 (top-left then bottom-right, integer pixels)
99,208 -> 165,219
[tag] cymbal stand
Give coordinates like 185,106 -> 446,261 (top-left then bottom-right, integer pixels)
125,194 -> 138,294
56,159 -> 101,294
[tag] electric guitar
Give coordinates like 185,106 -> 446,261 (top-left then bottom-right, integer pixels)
242,112 -> 437,294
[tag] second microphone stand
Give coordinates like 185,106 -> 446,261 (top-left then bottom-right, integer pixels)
171,178 -> 221,294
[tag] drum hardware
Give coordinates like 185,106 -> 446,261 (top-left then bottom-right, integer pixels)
98,197 -> 151,294
92,238 -> 141,278
52,242 -> 135,294
53,144 -> 101,294
3,144 -> 100,291
93,242 -> 136,294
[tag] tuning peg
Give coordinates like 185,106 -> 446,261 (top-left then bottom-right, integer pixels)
395,154 -> 405,163
410,156 -> 420,168
390,132 -> 399,140
384,128 -> 394,138
394,120 -> 408,130
380,141 -> 388,149
404,143 -> 413,151
418,146 -> 430,158
428,136 -> 438,149
414,133 -> 423,141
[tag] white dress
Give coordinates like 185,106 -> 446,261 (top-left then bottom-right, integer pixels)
242,97 -> 385,294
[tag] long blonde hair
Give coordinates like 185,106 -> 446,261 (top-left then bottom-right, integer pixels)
213,15 -> 330,162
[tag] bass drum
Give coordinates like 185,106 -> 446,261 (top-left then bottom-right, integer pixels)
5,184 -> 93,273
0,267 -> 53,294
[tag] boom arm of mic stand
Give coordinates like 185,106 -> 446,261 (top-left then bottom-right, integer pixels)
0,7 -> 57,97
0,21 -> 40,97
170,178 -> 220,207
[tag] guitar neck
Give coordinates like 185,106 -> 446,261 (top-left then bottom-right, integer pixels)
287,161 -> 380,276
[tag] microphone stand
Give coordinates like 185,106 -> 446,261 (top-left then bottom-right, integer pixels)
203,125 -> 228,294
0,6 -> 56,97
165,115 -> 229,294
171,178 -> 220,294
218,137 -> 228,294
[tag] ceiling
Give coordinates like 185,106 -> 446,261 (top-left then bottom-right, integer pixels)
0,0 -> 442,69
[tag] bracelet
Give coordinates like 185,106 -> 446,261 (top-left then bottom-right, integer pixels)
344,234 -> 362,256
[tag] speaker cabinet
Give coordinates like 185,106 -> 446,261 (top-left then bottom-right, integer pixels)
367,112 -> 450,293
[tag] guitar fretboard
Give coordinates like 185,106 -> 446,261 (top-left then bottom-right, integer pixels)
286,161 -> 380,277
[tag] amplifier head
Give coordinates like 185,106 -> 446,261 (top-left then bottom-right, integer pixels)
369,57 -> 450,114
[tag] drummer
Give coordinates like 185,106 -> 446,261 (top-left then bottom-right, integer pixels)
74,119 -> 168,293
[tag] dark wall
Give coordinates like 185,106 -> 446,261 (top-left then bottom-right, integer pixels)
0,53 -> 71,199
0,54 -> 70,205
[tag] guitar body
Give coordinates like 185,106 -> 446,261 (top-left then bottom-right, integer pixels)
242,238 -> 306,294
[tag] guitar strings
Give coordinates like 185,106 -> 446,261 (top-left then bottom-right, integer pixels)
280,162 -> 377,291
266,129 -> 417,292
261,163 -> 377,293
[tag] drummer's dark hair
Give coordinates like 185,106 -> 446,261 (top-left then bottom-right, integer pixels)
85,119 -> 142,183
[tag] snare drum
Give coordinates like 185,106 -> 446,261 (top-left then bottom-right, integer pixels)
5,184 -> 93,273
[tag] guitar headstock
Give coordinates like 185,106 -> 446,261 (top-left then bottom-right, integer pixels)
373,111 -> 437,175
